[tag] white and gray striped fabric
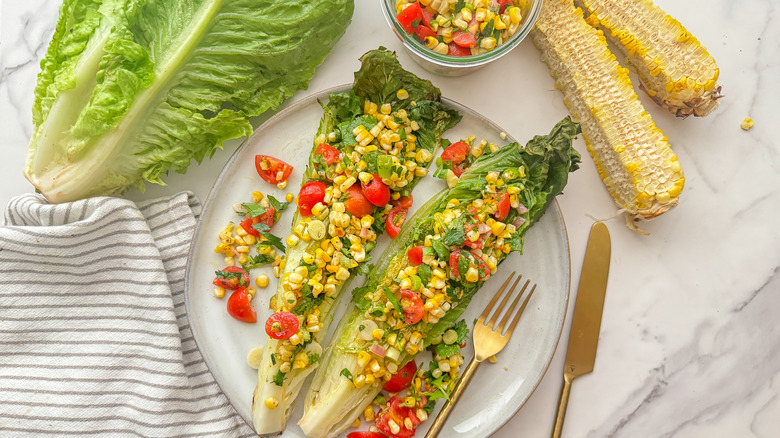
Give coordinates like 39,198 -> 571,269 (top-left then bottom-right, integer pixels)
0,192 -> 254,437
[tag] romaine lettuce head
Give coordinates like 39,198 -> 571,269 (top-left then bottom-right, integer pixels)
25,0 -> 354,203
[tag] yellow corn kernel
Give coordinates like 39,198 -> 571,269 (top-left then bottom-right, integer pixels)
255,274 -> 269,288
364,406 -> 375,422
224,256 -> 235,267
741,117 -> 754,131
352,418 -> 360,428
465,267 -> 479,283
265,397 -> 279,409
433,42 -> 449,55
488,355 -> 498,364
372,329 -> 385,341
494,15 -> 506,30
252,191 -> 264,203
286,235 -> 299,247
397,89 -> 409,100
354,374 -> 366,389
358,351 -> 372,368
213,287 -> 225,298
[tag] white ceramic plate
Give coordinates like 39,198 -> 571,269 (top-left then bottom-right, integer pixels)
185,86 -> 570,438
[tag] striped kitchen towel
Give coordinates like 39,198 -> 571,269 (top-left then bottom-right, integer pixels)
0,193 -> 254,437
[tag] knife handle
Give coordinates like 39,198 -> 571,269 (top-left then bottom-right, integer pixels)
551,375 -> 573,438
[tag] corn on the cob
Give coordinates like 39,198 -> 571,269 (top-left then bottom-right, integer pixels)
575,0 -> 722,117
531,0 -> 684,230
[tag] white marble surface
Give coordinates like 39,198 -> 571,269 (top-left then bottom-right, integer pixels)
2,0 -> 779,437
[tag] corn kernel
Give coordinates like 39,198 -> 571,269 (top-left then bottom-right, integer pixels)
372,329 -> 385,341
213,287 -> 225,298
265,397 -> 279,409
396,89 -> 409,100
364,406 -> 375,421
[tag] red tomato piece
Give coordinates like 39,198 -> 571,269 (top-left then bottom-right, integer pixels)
447,41 -> 472,57
383,360 -> 417,392
400,289 -> 424,325
346,432 -> 386,438
265,311 -> 299,340
498,0 -> 515,13
386,206 -> 408,239
452,31 -> 477,48
375,397 -> 421,438
449,250 -> 461,279
240,206 -> 275,236
441,140 -> 470,177
420,7 -> 434,27
495,193 -> 510,221
396,1 -> 423,33
255,155 -> 293,185
462,224 -> 485,250
391,195 -> 413,209
345,185 -> 375,217
470,250 -> 491,280
441,141 -> 470,164
362,174 -> 391,207
407,246 -> 424,266
316,143 -> 341,165
213,266 -> 250,290
227,287 -> 256,323
414,24 -> 437,42
298,181 -> 327,217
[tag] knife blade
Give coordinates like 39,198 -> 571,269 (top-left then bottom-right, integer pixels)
551,221 -> 611,438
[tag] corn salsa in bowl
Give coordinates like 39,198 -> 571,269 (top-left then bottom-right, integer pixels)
382,0 -> 541,76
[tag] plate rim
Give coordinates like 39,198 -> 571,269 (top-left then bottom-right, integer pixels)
184,84 -> 571,437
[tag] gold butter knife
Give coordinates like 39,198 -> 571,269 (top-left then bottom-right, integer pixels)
551,221 -> 611,438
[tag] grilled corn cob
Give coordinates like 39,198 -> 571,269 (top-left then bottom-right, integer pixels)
575,0 -> 722,117
531,0 -> 684,230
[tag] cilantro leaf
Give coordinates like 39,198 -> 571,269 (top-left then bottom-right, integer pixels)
252,223 -> 285,252
308,353 -> 320,364
417,264 -> 432,287
452,319 -> 469,345
435,342 -> 460,359
242,202 -> 266,217
432,239 -> 450,260
382,286 -> 404,317
242,253 -> 276,270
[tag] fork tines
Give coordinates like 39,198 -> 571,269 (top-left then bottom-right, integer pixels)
478,271 -> 536,335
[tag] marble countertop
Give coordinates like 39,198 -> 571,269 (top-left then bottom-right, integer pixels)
2,0 -> 779,436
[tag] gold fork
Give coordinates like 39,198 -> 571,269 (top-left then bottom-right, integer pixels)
425,272 -> 536,438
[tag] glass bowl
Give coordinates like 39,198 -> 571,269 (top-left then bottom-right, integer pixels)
381,0 -> 543,76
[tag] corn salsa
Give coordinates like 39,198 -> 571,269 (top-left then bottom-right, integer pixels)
395,0 -> 531,56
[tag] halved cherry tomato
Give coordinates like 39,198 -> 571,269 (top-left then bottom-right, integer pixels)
298,181 -> 327,217
453,31 -> 477,48
383,360 -> 417,392
395,195 -> 413,209
213,266 -> 250,290
362,174 -> 391,207
441,141 -> 470,176
255,155 -> 293,185
407,246 -> 424,266
395,1 -> 422,33
375,397 -> 421,438
345,185 -> 374,217
315,143 -> 341,165
495,193 -> 510,221
227,287 -> 256,323
414,24 -> 437,42
448,42 -> 472,57
386,205 -> 408,239
346,432 -> 385,438
265,311 -> 299,340
400,289 -> 424,325
240,206 -> 275,236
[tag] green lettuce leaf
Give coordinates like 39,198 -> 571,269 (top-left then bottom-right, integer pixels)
26,0 -> 354,203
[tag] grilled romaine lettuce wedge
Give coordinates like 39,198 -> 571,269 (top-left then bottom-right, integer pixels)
299,117 -> 581,438
251,48 -> 460,435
